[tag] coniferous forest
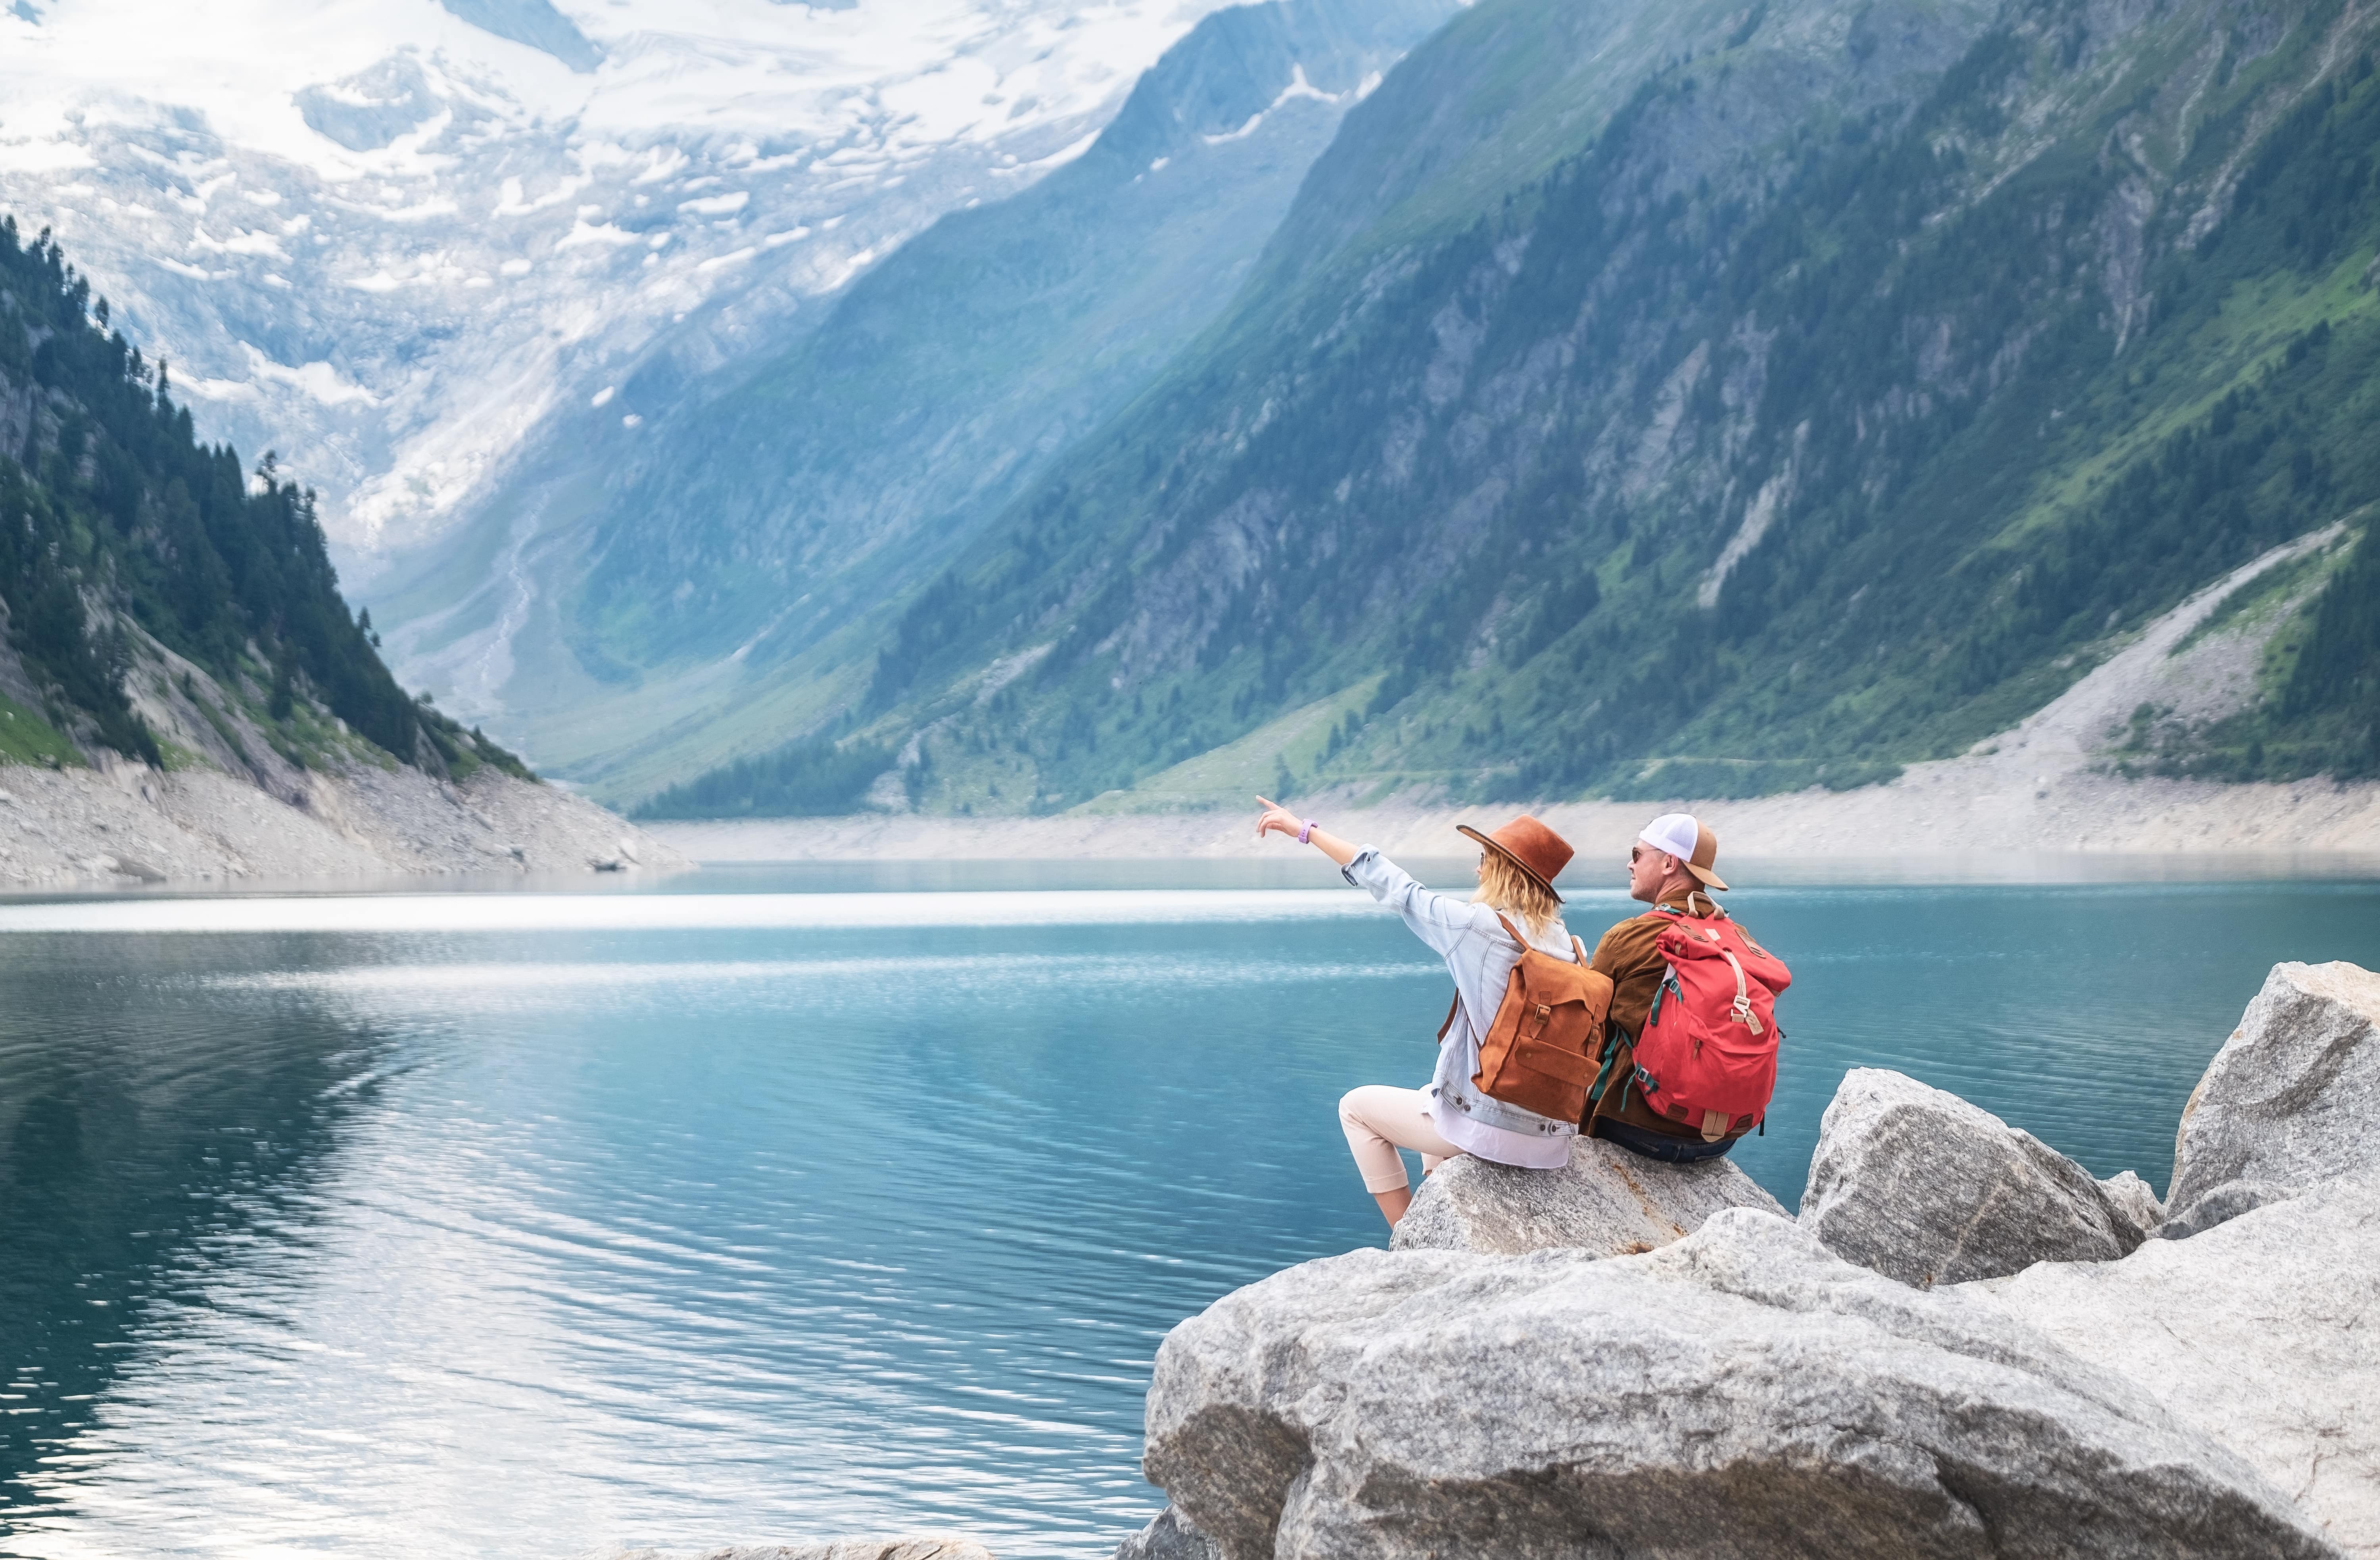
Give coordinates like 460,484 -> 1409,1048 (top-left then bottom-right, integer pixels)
642,0 -> 2380,818
0,217 -> 526,781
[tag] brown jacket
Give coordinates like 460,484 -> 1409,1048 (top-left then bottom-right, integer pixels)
1583,892 -> 1721,1140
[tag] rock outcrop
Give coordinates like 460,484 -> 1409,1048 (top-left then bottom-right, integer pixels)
2095,1167 -> 2165,1239
2163,960 -> 2380,1234
1798,1067 -> 2152,1286
1144,1210 -> 2336,1560
1974,1176 -> 2380,1558
1113,1505 -> 1221,1560
1390,1133 -> 1784,1257
1129,961 -> 2380,1557
2151,1176 -> 2298,1240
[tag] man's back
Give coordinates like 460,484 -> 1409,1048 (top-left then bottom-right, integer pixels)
1583,812 -> 1756,1161
1591,894 -> 1704,1045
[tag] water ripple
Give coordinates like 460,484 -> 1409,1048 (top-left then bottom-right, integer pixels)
2,878 -> 2376,1558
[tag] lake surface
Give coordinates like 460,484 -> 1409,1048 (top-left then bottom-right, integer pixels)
2,864 -> 2376,1559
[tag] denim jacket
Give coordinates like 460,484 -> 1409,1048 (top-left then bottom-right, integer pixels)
1341,847 -> 1582,1144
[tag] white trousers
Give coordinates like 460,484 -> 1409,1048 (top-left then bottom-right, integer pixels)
1337,1084 -> 1462,1194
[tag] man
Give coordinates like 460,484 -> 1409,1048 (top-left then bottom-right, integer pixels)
1584,812 -> 1742,1163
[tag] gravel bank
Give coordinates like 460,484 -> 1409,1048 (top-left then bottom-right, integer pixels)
647,770 -> 2380,867
0,757 -> 689,888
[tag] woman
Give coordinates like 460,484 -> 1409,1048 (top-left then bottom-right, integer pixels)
1254,796 -> 1581,1227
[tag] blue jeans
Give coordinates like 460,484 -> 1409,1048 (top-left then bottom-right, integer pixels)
1598,1118 -> 1736,1164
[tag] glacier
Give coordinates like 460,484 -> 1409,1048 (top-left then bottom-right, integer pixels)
0,0 -> 1237,574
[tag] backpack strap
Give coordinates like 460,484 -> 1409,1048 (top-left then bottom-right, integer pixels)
1443,914 -> 1574,1040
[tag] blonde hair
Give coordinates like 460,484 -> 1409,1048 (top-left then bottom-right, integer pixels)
1474,852 -> 1560,940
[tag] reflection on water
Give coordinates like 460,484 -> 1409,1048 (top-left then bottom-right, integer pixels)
0,937 -> 395,1517
0,871 -> 2375,1559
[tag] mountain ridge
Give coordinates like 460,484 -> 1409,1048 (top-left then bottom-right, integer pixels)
375,0 -> 1466,800
0,0 -> 1246,566
757,0 -> 2379,821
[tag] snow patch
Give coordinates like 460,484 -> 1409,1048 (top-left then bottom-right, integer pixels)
1203,64 -> 1348,143
555,217 -> 639,249
989,128 -> 1099,175
240,343 -> 380,407
0,0 -> 1248,560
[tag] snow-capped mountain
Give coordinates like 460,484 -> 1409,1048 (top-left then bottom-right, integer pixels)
0,0 -> 1234,572
364,0 -> 1457,800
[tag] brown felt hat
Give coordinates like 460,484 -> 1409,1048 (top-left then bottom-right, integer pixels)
1458,814 -> 1574,904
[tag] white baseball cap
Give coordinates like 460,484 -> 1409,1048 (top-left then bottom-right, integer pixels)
1639,812 -> 1727,890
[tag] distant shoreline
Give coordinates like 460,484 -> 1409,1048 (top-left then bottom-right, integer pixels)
645,769 -> 2380,870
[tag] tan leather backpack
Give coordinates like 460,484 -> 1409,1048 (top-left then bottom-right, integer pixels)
1440,913 -> 1616,1123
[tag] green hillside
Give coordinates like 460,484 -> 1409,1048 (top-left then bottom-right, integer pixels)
0,217 -> 527,783
693,0 -> 2378,819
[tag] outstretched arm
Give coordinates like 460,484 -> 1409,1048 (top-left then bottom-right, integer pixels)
1254,796 -> 1358,867
1262,796 -> 1497,956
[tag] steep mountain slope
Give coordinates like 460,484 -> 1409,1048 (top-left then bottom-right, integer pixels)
0,218 -> 665,881
574,0 -> 1459,675
800,0 -> 2380,817
0,0 -> 1242,567
0,215 -> 504,779
376,0 -> 1463,797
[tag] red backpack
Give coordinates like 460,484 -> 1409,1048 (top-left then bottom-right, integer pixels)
1631,906 -> 1791,1142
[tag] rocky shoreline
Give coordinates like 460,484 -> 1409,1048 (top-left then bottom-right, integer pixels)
1117,959 -> 2380,1558
645,770 -> 2380,867
0,756 -> 687,887
749,959 -> 2376,1558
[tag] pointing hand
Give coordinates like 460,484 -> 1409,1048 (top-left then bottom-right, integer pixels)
1254,795 -> 1300,841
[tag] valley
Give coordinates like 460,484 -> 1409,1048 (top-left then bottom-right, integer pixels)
4,0 -> 2376,860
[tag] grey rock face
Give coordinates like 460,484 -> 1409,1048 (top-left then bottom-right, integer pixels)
1113,1504 -> 1222,1560
2151,1177 -> 2297,1240
610,1541 -> 995,1560
1799,1068 -> 2148,1286
1975,1176 -> 2380,1558
2097,1168 -> 2165,1238
1144,1210 -> 2335,1560
2165,961 -> 2380,1232
1390,1132 -> 1784,1257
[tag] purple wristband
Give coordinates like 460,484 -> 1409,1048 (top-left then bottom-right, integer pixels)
1298,819 -> 1316,845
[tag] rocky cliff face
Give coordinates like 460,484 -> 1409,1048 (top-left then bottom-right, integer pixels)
1123,957 -> 2380,1558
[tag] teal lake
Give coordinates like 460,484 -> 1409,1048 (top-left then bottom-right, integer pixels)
3,862 -> 2376,1558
